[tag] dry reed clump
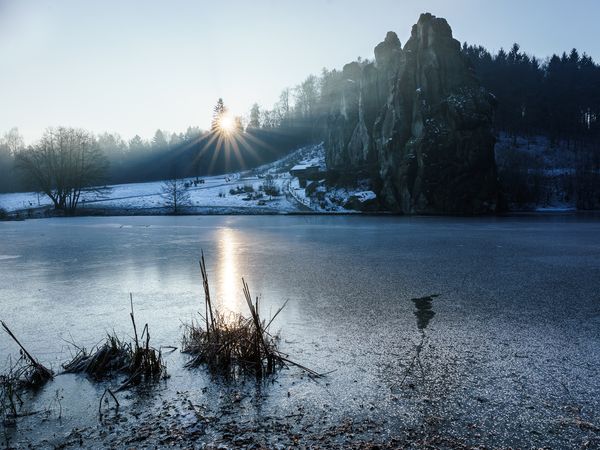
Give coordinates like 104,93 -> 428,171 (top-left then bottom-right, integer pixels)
182,252 -> 319,379
1,321 -> 54,389
63,334 -> 130,378
1,321 -> 54,424
1,357 -> 25,424
62,296 -> 166,390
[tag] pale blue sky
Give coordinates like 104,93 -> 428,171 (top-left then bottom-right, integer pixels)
1,0 -> 598,143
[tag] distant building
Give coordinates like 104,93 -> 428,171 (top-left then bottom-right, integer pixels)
290,164 -> 321,187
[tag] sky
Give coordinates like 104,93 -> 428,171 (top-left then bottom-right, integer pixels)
1,0 -> 599,144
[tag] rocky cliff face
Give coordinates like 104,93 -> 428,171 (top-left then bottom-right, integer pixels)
325,13 -> 498,214
325,32 -> 400,176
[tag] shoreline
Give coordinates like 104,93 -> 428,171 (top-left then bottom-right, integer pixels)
2,204 -> 598,222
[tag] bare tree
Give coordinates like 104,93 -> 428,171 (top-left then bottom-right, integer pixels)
275,88 -> 292,126
279,88 -> 291,117
0,130 -> 20,193
2,128 -> 25,155
248,103 -> 261,129
161,177 -> 191,214
17,127 -> 108,212
262,174 -> 280,197
294,75 -> 319,119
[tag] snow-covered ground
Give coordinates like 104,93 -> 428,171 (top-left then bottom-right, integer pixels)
0,191 -> 53,212
0,147 -> 303,214
0,144 -> 377,215
4,134 -> 590,216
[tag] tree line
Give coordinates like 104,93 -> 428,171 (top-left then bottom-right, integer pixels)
246,43 -> 600,148
246,43 -> 600,209
0,72 -> 334,199
3,40 -> 600,211
461,43 -> 600,208
0,126 -> 205,193
463,43 -> 600,147
0,95 -> 313,214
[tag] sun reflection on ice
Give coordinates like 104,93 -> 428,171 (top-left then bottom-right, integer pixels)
216,227 -> 243,314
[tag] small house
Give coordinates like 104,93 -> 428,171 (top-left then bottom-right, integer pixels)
290,164 -> 321,188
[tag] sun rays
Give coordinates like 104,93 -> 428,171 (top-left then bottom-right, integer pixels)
166,102 -> 284,178
216,113 -> 236,135
190,122 -> 271,175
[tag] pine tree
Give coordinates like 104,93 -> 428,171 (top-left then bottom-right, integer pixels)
211,98 -> 227,131
128,135 -> 147,153
151,129 -> 168,151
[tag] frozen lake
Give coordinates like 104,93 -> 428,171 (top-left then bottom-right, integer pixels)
1,215 -> 599,447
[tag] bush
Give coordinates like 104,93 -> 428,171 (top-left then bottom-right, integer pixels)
229,186 -> 245,195
262,175 -> 280,197
263,185 -> 280,197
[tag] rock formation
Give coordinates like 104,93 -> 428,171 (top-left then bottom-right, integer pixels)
325,32 -> 400,176
325,13 -> 498,214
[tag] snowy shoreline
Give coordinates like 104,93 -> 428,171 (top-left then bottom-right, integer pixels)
1,139 -> 592,219
0,144 -> 384,218
2,204 -> 591,222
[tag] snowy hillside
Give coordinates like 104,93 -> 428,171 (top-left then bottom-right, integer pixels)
0,144 -> 378,216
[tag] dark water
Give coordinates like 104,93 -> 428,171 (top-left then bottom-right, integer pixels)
1,215 -> 599,447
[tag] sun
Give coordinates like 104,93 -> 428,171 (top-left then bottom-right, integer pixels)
218,114 -> 236,135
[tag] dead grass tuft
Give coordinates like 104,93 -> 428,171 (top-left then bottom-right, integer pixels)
182,252 -> 320,379
62,295 -> 166,390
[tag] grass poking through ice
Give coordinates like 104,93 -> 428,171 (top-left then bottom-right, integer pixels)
1,321 -> 54,425
1,321 -> 53,388
182,252 -> 320,379
62,295 -> 166,390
